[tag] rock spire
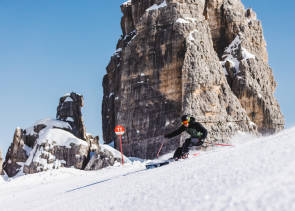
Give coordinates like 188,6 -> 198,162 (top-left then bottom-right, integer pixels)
102,0 -> 284,159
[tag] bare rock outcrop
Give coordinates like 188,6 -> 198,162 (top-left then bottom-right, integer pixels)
3,93 -> 120,177
84,134 -> 130,171
102,0 -> 284,159
3,127 -> 30,177
3,119 -> 83,177
56,92 -> 86,140
22,122 -> 90,175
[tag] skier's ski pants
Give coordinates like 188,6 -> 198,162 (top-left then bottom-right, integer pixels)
173,138 -> 203,158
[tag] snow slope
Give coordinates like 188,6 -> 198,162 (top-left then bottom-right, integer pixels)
1,127 -> 295,211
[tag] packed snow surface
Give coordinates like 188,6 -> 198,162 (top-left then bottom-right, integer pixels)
1,127 -> 295,211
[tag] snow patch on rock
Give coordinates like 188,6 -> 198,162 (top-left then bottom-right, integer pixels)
113,48 -> 122,58
221,35 -> 256,75
241,47 -> 255,61
25,118 -> 72,136
64,96 -> 73,102
122,0 -> 131,6
100,144 -> 131,164
176,18 -> 190,24
37,128 -> 88,149
188,30 -> 198,42
146,0 -> 167,11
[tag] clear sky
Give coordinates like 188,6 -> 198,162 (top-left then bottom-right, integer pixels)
0,0 -> 294,156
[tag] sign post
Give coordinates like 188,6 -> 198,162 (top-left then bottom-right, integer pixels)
115,125 -> 125,165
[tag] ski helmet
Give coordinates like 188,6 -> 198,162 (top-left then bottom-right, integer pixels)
181,115 -> 190,124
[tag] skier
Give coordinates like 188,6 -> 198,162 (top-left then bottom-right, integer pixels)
164,115 -> 207,160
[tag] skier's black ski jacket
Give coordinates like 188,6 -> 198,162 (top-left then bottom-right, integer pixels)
164,119 -> 207,140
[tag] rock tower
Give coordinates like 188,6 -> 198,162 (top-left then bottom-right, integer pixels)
102,0 -> 284,159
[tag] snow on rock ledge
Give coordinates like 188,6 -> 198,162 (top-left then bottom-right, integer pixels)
3,118 -> 89,177
3,93 -> 127,177
146,0 -> 167,12
25,118 -> 72,136
221,35 -> 256,76
85,144 -> 131,171
3,117 -> 125,177
122,0 -> 131,6
23,128 -> 89,174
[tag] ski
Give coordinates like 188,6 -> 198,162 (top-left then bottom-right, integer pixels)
145,160 -> 171,169
145,153 -> 201,169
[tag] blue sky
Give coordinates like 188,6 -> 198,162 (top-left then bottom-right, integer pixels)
0,0 -> 294,155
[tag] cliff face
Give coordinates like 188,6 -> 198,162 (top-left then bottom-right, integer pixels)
102,0 -> 284,159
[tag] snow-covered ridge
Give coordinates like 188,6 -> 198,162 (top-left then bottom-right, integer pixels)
7,116 -> 129,178
63,92 -> 81,97
146,0 -> 167,11
64,96 -> 73,102
23,128 -> 88,172
25,118 -> 72,136
37,128 -> 88,149
13,119 -> 88,176
122,0 -> 131,6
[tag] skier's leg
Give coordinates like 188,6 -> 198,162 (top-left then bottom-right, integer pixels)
190,138 -> 204,151
180,138 -> 191,159
182,138 -> 191,154
173,147 -> 183,160
190,138 -> 204,146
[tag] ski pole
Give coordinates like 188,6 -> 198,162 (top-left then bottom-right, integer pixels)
157,142 -> 164,158
214,143 -> 233,147
203,141 -> 233,147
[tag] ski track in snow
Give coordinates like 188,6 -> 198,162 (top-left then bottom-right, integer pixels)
1,128 -> 295,211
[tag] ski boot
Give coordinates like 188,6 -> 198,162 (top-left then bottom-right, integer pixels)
181,152 -> 189,159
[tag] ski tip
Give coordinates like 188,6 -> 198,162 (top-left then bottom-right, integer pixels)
145,160 -> 170,169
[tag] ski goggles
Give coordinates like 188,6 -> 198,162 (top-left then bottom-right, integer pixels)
182,120 -> 189,124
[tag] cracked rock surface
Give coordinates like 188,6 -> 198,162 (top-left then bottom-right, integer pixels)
102,0 -> 284,159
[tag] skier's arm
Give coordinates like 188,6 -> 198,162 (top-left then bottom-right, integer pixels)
199,123 -> 207,140
164,126 -> 185,139
194,122 -> 208,140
